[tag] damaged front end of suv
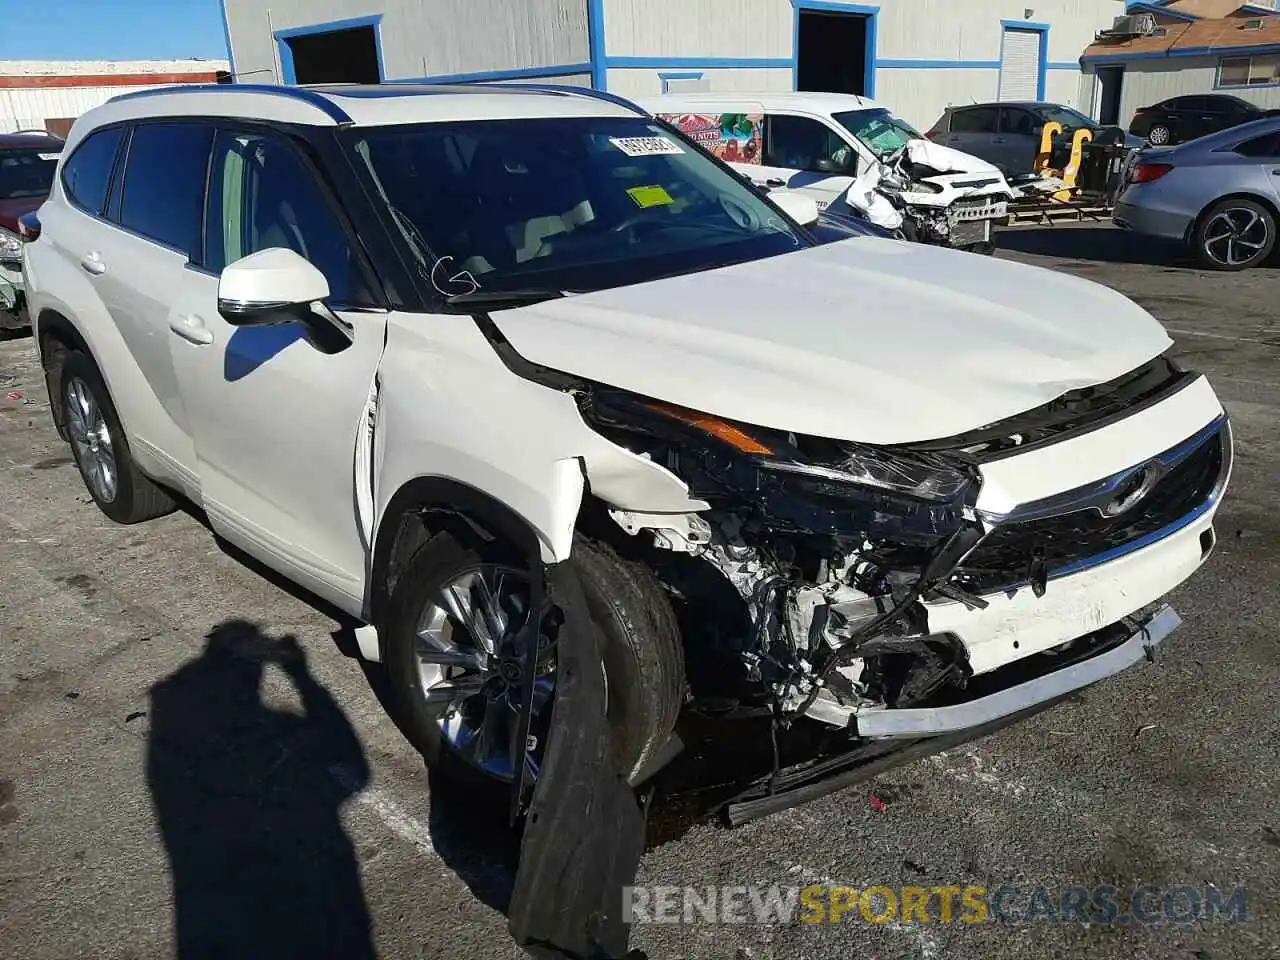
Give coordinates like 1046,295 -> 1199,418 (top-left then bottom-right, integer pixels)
570,354 -> 1229,758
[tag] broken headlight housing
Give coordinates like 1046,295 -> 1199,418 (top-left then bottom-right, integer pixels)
579,389 -> 979,543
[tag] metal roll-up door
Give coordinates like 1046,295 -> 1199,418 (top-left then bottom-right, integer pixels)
999,27 -> 1042,100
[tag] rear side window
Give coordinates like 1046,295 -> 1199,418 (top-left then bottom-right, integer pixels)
61,127 -> 124,215
999,108 -> 1036,135
1234,131 -> 1280,157
118,123 -> 213,260
950,107 -> 998,134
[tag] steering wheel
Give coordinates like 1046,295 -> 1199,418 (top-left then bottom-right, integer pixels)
610,208 -> 671,235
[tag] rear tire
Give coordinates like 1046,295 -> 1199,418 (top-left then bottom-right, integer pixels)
383,530 -> 683,793
1147,124 -> 1171,146
61,350 -> 175,524
1193,198 -> 1276,271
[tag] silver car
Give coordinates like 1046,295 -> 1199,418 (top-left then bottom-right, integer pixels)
1114,116 -> 1280,271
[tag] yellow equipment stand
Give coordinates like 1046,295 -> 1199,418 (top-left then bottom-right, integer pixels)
1033,122 -> 1095,201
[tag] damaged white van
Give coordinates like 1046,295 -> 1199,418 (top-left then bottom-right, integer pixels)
644,91 -> 1015,252
24,84 -> 1230,809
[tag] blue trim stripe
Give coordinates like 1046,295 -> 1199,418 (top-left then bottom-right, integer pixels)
274,14 -> 385,84
391,63 -> 593,85
878,59 -> 1000,69
607,56 -> 792,69
587,0 -> 608,91
1127,1 -> 1197,21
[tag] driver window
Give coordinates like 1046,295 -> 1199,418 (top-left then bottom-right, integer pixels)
999,108 -> 1036,136
204,130 -> 367,304
764,115 -> 856,175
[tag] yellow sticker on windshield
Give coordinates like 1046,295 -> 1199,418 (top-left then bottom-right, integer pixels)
627,185 -> 674,208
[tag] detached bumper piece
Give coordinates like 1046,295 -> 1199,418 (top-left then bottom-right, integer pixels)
726,605 -> 1179,826
853,605 -> 1180,738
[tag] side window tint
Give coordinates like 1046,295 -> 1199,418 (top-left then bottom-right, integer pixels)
1000,109 -> 1035,135
764,115 -> 856,174
118,123 -> 213,260
950,107 -> 998,134
205,131 -> 364,304
61,127 -> 124,215
1235,132 -> 1280,157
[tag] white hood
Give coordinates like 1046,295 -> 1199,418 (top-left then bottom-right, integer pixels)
492,239 -> 1172,445
903,139 -> 1001,177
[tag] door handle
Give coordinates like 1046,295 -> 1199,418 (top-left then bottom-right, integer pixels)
169,314 -> 214,346
765,177 -> 786,187
993,137 -> 1007,144
79,252 -> 106,276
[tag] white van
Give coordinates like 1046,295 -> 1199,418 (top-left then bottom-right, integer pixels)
642,91 -> 1014,252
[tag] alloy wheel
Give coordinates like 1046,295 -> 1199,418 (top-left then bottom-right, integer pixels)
415,564 -> 555,782
1148,125 -> 1170,145
1203,207 -> 1270,268
65,376 -> 118,503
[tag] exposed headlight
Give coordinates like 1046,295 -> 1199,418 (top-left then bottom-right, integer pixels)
579,389 -> 979,544
0,228 -> 21,263
907,180 -> 944,194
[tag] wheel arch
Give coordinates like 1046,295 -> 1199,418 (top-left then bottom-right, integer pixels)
366,474 -> 572,642
35,307 -> 95,441
1187,191 -> 1280,245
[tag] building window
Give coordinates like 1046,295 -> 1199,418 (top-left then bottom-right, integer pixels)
1218,54 -> 1280,88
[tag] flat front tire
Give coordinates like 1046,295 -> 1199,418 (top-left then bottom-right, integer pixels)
383,531 -> 684,791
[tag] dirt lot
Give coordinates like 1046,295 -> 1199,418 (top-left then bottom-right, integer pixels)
1,223 -> 1277,960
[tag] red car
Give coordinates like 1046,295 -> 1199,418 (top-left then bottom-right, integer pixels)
0,131 -> 63,331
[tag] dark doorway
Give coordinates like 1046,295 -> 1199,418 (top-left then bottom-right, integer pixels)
1098,66 -> 1124,126
285,26 -> 381,84
797,9 -> 870,96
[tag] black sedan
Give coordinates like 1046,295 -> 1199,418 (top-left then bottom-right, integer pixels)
1128,94 -> 1280,146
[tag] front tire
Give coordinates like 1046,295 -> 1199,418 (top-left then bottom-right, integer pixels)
1194,198 -> 1276,271
383,531 -> 683,791
61,350 -> 175,524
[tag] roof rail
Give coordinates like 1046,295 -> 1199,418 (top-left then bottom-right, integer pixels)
499,83 -> 650,116
107,83 -> 352,124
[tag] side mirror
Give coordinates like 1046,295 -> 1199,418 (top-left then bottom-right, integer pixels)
217,247 -> 331,325
769,190 -> 821,227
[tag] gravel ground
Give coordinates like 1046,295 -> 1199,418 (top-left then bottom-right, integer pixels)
0,223 -> 1276,960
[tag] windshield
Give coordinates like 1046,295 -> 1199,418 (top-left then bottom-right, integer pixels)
833,109 -> 922,161
0,148 -> 59,200
347,117 -> 804,296
1031,104 -> 1097,130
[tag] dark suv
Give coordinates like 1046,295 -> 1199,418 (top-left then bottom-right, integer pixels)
926,101 -> 1141,175
0,131 -> 63,329
1128,94 -> 1280,146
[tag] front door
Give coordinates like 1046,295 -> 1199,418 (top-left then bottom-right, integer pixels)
168,126 -> 387,612
755,113 -> 858,211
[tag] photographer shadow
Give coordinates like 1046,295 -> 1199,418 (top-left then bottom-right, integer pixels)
146,620 -> 375,960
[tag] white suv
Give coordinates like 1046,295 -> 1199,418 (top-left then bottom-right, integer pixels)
21,83 -> 1231,803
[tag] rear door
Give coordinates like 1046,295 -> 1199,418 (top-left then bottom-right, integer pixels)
997,106 -> 1040,174
83,121 -> 213,492
759,113 -> 859,211
1231,129 -> 1280,205
942,106 -> 1001,167
1170,97 -> 1206,141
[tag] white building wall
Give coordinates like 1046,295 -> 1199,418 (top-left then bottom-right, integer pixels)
601,0 -> 1121,130
607,67 -> 792,99
0,86 -> 159,133
224,0 -> 590,83
1093,58 -> 1280,127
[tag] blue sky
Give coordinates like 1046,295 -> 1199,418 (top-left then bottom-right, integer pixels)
1,0 -> 229,61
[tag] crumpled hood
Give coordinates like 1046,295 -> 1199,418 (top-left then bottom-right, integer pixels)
903,139 -> 1002,178
492,238 -> 1172,445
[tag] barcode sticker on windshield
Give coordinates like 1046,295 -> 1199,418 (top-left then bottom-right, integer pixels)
38,153 -> 59,161
609,136 -> 684,157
